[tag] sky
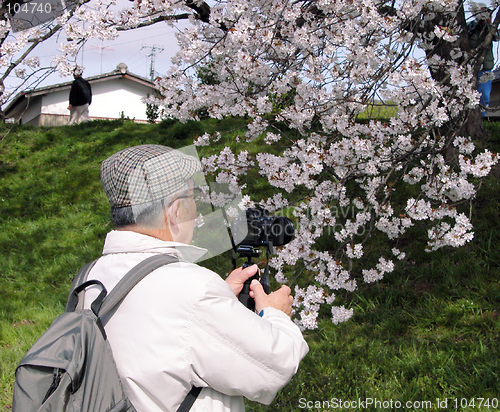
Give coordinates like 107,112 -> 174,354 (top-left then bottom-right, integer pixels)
67,23 -> 187,79
3,0 -> 190,100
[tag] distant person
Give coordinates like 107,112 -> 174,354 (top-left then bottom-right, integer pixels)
68,67 -> 92,125
468,3 -> 500,116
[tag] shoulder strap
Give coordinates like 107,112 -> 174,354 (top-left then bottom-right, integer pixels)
177,387 -> 202,412
97,254 -> 179,318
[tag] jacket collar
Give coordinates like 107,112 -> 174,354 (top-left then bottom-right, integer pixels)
102,230 -> 208,263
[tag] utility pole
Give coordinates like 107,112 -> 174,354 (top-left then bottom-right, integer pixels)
142,45 -> 164,80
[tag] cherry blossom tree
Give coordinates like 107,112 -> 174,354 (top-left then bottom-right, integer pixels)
152,0 -> 499,329
1,0 -> 499,329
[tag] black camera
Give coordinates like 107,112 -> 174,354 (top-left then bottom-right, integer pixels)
233,207 -> 294,248
232,207 -> 294,310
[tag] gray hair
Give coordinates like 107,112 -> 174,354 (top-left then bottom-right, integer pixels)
110,185 -> 190,229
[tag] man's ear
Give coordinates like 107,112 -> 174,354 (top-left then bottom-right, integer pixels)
165,200 -> 180,234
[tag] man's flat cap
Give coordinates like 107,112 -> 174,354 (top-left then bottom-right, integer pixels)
101,144 -> 202,208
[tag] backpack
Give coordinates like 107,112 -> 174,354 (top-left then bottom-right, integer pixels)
12,254 -> 201,412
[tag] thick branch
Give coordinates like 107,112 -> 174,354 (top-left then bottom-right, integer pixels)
116,12 -> 191,32
184,0 -> 212,24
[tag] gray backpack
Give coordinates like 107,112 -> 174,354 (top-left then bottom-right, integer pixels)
12,254 -> 201,412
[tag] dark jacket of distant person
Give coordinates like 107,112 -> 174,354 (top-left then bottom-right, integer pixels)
69,76 -> 92,107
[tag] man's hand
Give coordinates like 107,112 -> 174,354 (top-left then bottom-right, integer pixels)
225,264 -> 260,297
250,280 -> 293,317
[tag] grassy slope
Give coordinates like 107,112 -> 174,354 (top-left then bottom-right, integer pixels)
1,119 -> 499,411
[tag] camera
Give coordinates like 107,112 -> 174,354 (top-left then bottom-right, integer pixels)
233,207 -> 294,248
232,207 -> 294,311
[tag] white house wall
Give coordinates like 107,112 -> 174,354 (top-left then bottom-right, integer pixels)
39,77 -> 154,122
90,78 -> 153,121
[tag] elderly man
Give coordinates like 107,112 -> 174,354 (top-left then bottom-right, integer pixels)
84,144 -> 309,412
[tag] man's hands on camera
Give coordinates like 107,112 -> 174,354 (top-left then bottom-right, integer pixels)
225,264 -> 260,296
225,265 -> 294,317
250,280 -> 293,317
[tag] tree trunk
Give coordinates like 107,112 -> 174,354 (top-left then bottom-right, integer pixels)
459,107 -> 487,139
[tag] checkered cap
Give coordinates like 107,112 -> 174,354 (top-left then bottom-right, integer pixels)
101,145 -> 203,208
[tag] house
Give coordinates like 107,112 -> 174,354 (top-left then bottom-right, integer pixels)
3,63 -> 158,126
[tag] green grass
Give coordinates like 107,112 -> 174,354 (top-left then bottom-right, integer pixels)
1,118 -> 500,411
357,102 -> 399,120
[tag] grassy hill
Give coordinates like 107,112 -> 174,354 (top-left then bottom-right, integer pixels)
1,119 -> 499,411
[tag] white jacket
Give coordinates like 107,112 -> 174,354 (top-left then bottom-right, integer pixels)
84,231 -> 309,412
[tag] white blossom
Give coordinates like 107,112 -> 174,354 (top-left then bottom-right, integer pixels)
194,132 -> 212,146
392,248 -> 406,260
346,243 -> 363,259
331,306 -> 354,325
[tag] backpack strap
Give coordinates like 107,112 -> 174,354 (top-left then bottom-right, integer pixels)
178,386 -> 203,412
